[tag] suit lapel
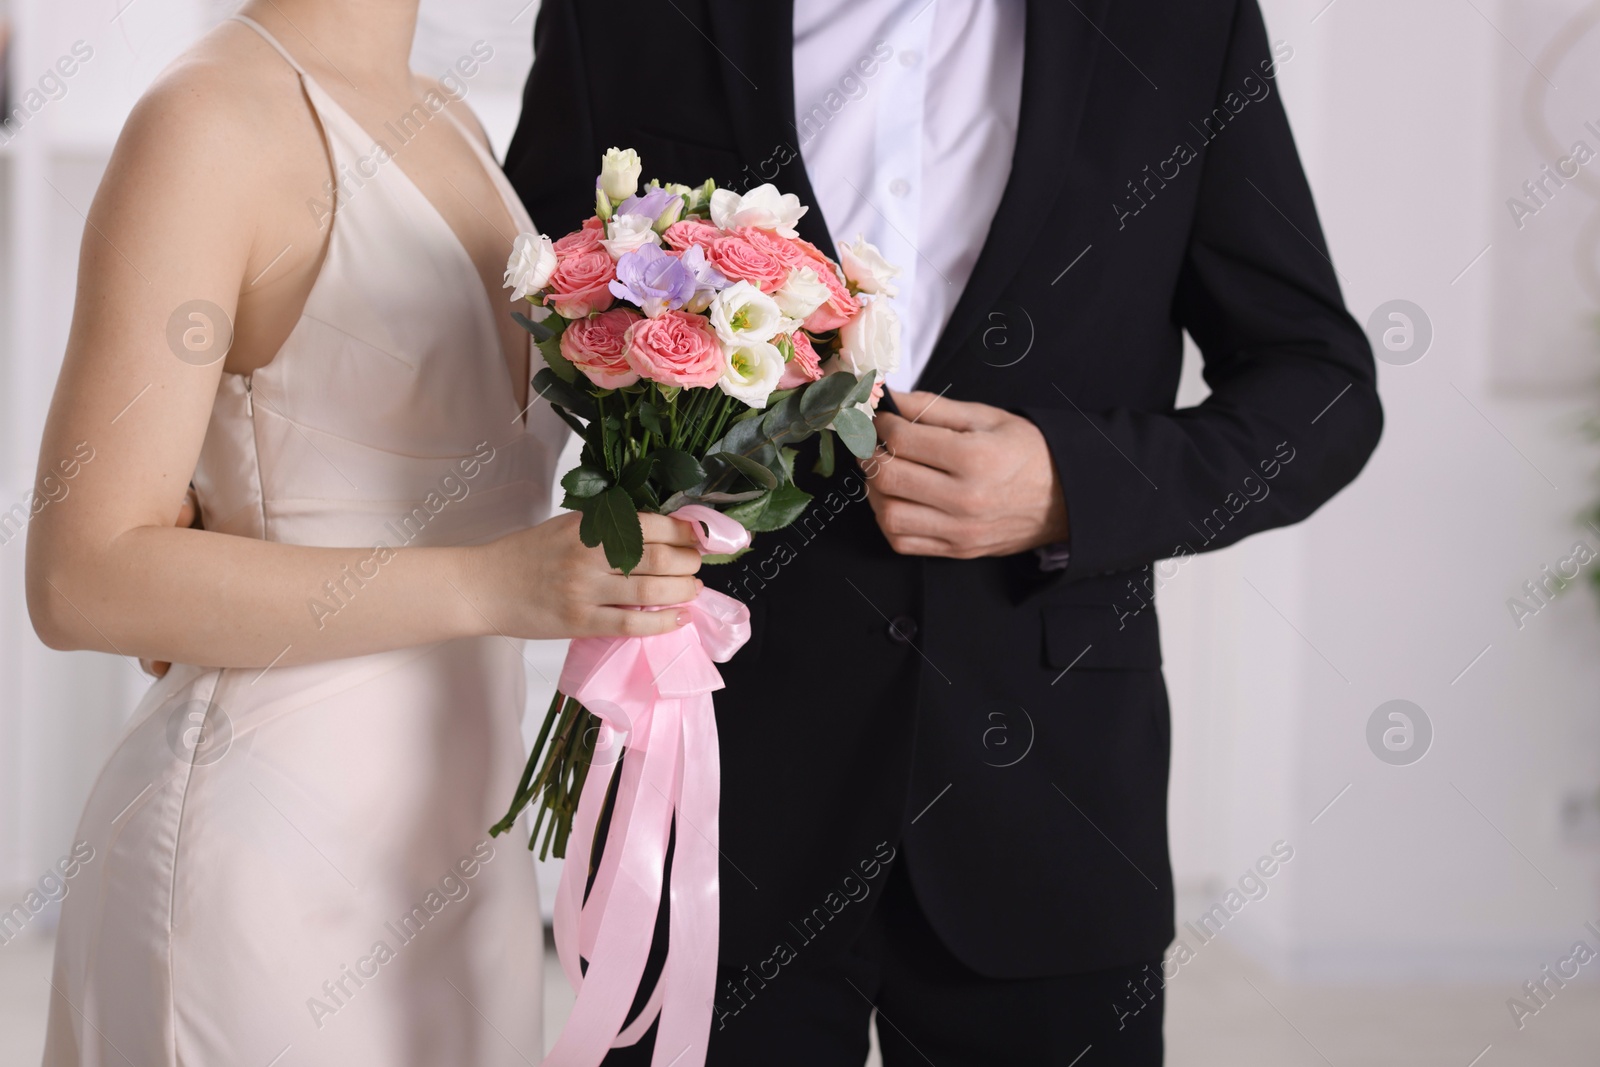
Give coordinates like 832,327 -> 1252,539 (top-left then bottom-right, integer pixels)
915,0 -> 1109,390
703,0 -> 835,253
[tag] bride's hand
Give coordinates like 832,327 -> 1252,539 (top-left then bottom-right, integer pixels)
475,512 -> 704,640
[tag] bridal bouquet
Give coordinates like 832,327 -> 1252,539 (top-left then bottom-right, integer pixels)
492,148 -> 901,858
489,149 -> 900,1065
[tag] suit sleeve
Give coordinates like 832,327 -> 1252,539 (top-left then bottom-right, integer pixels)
1022,0 -> 1382,580
504,0 -> 600,238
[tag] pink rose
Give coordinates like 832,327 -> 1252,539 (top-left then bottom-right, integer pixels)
553,216 -> 604,258
730,226 -> 807,269
624,310 -> 725,388
561,308 -> 642,389
662,220 -> 723,253
790,236 -> 836,270
544,250 -> 616,318
708,235 -> 789,292
778,330 -> 823,389
803,263 -> 860,332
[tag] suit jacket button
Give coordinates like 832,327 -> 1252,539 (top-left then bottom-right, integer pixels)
887,615 -> 918,644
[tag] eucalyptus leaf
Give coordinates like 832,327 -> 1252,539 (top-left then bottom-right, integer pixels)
511,310 -> 555,343
845,371 -> 877,408
832,407 -> 877,458
799,371 -> 859,420
533,367 -> 597,422
814,429 -> 837,478
715,451 -> 779,490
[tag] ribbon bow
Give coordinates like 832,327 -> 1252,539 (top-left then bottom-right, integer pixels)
544,506 -> 750,1067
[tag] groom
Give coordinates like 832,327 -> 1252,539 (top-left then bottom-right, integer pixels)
508,1 -> 1381,1063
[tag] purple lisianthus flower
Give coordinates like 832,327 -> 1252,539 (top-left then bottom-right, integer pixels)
609,243 -> 697,318
677,244 -> 730,313
618,186 -> 684,229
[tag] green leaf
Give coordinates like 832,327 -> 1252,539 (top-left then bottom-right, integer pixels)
653,448 -> 705,492
760,394 -> 808,444
561,465 -> 609,500
832,407 -> 876,458
533,367 -> 597,422
511,309 -> 555,343
814,429 -> 837,478
845,370 -> 878,408
534,330 -> 578,385
578,486 -> 644,574
637,400 -> 663,437
620,456 -> 654,492
713,451 -> 779,490
724,483 -> 813,532
799,371 -> 859,421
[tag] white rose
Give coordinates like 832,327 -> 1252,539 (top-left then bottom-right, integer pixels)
598,147 -> 642,203
502,232 -> 557,301
717,338 -> 785,409
771,267 -> 830,321
837,234 -> 901,298
837,295 -> 901,380
600,213 -> 662,259
709,184 -> 809,238
708,281 -> 785,345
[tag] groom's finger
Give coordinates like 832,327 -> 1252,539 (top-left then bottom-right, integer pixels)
887,389 -> 996,432
870,495 -> 963,541
874,413 -> 965,472
864,451 -> 956,505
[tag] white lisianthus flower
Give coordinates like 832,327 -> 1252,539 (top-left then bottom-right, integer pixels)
837,234 -> 902,298
503,232 -> 557,301
598,147 -> 642,203
709,184 -> 809,238
772,267 -> 830,321
709,280 -> 785,345
600,213 -> 662,259
837,295 -> 902,379
717,338 -> 786,409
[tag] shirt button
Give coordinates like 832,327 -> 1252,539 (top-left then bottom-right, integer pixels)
887,615 -> 918,644
888,178 -> 911,198
899,49 -> 922,68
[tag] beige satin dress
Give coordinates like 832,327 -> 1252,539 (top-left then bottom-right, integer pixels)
43,15 -> 565,1066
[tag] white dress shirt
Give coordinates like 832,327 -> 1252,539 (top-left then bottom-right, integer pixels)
793,0 -> 1025,391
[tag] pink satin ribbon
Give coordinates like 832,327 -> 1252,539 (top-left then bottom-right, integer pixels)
544,505 -> 751,1067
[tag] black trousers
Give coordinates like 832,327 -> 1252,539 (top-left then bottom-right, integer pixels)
602,858 -> 1166,1066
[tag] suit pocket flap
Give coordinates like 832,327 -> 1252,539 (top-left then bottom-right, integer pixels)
1041,603 -> 1162,671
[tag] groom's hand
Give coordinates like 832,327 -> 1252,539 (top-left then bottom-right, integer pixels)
866,390 -> 1069,559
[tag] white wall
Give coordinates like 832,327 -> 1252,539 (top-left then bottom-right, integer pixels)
1162,0 -> 1600,981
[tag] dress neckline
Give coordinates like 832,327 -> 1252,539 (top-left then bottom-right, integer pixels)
229,13 -> 533,423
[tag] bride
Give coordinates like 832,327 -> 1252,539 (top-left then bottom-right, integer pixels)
23,2 -> 701,1064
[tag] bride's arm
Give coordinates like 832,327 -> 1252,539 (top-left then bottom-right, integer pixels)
26,71 -> 699,669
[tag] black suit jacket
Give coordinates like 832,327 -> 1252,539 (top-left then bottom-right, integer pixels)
507,0 -> 1381,989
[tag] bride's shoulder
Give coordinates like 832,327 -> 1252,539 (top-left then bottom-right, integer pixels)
110,22 -> 311,185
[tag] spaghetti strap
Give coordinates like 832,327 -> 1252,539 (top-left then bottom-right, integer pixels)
230,14 -> 311,77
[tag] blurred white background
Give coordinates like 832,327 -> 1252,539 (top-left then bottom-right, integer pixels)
2,0 -> 1599,1064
